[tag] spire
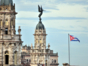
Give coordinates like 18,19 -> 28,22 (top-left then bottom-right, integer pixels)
36,5 -> 45,30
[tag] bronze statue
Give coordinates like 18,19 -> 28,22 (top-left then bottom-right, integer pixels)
38,5 -> 44,20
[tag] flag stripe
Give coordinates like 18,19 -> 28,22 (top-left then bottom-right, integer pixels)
70,35 -> 80,42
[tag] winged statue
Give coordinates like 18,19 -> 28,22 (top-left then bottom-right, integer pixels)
38,5 -> 45,19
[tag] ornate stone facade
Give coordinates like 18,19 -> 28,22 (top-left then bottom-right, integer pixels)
30,21 -> 50,66
21,46 -> 59,66
0,0 -> 23,66
21,20 -> 59,66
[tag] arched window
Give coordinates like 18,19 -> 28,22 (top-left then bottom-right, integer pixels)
5,51 -> 9,64
5,51 -> 9,55
54,60 -> 56,63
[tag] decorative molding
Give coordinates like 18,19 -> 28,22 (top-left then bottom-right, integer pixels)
0,12 -> 17,14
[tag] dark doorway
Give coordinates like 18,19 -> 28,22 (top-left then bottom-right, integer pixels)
5,28 -> 8,34
5,55 -> 9,64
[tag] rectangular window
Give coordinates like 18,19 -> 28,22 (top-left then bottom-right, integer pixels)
5,19 -> 8,25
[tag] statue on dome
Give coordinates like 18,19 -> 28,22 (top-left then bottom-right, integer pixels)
38,5 -> 45,20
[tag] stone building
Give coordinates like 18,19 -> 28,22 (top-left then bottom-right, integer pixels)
21,45 -> 31,66
0,0 -> 22,66
30,19 -> 50,66
21,19 -> 59,66
0,0 -> 59,66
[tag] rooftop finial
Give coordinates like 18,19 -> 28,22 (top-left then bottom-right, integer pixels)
38,5 -> 45,20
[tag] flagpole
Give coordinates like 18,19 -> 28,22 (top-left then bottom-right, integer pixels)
68,34 -> 70,66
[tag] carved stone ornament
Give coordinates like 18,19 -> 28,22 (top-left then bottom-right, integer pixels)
5,43 -> 9,49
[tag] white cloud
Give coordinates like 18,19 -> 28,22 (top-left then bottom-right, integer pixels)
16,3 -> 88,35
43,4 -> 88,18
16,4 -> 88,18
16,19 -> 88,32
43,20 -> 88,31
15,0 -> 88,35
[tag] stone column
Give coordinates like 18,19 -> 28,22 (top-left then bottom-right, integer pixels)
0,43 -> 3,65
33,55 -> 35,64
44,55 -> 45,65
36,55 -> 37,63
10,44 -> 14,65
18,45 -> 21,65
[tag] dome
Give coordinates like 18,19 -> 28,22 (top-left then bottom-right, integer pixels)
36,21 -> 45,29
0,0 -> 13,6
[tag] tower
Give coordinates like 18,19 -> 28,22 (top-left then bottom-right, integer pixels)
30,5 -> 50,66
0,0 -> 22,66
30,19 -> 50,66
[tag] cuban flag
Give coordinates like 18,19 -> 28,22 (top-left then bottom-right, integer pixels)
70,35 -> 80,42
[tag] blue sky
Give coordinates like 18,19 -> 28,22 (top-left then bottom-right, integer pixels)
11,0 -> 88,66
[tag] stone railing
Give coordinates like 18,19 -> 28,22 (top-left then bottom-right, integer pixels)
50,53 -> 58,56
0,35 -> 20,41
2,35 -> 11,39
14,35 -> 19,41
